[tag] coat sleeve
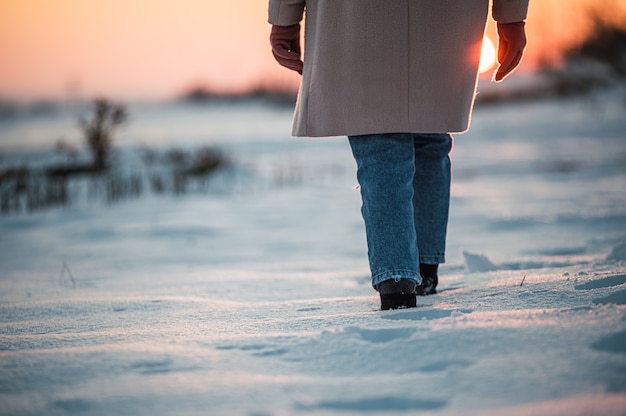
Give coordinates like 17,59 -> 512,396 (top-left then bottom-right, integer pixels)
492,0 -> 529,23
268,0 -> 306,26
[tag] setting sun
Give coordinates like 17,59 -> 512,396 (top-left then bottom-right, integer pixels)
479,35 -> 497,73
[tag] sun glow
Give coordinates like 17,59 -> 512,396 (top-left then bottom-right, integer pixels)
479,36 -> 497,73
1,1 -> 621,99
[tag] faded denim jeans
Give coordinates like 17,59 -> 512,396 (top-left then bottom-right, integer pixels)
348,133 -> 452,290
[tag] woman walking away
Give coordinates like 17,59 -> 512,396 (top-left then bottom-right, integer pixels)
268,0 -> 529,310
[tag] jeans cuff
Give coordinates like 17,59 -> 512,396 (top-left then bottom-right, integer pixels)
419,255 -> 445,265
372,270 -> 422,290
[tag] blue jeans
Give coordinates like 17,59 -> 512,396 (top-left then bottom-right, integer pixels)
348,133 -> 452,290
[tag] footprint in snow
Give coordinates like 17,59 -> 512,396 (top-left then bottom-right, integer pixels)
592,289 -> 626,306
592,330 -> 626,354
574,274 -> 626,290
130,359 -> 173,374
216,343 -> 289,357
340,326 -> 417,343
296,396 -> 448,412
382,308 -> 472,321
570,274 -> 626,305
419,359 -> 473,372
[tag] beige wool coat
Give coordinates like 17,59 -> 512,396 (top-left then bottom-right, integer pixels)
269,0 -> 529,137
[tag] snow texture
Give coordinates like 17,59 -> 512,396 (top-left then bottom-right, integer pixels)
1,83 -> 626,415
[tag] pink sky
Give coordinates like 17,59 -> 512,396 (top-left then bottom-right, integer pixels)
0,0 -> 623,101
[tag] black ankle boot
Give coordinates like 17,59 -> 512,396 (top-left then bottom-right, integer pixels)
377,278 -> 417,310
417,263 -> 439,296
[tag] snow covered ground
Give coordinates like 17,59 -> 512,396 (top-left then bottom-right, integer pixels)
1,83 -> 626,415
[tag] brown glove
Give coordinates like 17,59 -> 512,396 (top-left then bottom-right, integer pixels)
270,24 -> 303,75
494,21 -> 527,82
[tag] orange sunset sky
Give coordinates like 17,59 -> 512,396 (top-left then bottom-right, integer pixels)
1,0 -> 625,101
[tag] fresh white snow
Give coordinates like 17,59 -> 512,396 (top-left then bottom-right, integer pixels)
1,83 -> 626,415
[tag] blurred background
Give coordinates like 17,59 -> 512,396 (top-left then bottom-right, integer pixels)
1,0 -> 625,102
